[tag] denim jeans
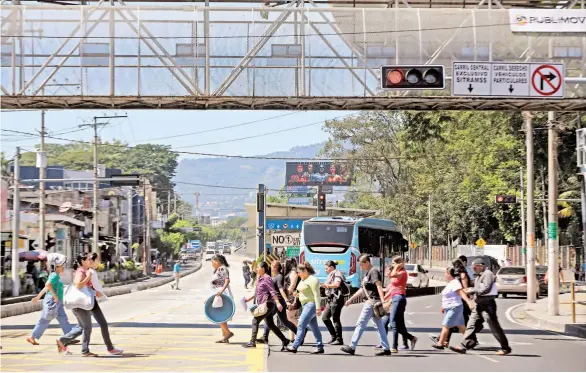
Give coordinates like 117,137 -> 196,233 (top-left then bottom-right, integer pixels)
31,297 -> 73,340
389,294 -> 414,350
292,302 -> 323,350
60,308 -> 92,353
350,302 -> 390,351
59,299 -> 114,353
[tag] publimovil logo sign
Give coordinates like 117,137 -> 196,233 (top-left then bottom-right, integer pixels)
509,9 -> 586,32
515,15 -> 528,26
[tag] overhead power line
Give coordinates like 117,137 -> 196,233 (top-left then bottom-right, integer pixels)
7,21 -> 514,41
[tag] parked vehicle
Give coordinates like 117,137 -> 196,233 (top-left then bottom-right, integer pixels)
466,255 -> 501,281
536,265 -> 549,295
496,266 -> 539,298
404,264 -> 430,288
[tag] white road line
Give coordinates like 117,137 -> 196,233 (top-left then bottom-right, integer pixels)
504,303 -> 585,342
406,319 -> 414,325
470,351 -> 499,363
425,305 -> 433,309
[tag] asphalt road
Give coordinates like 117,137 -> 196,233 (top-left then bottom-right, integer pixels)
266,294 -> 586,372
0,253 -> 263,373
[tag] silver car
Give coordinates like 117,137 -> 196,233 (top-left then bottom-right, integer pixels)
496,266 -> 539,298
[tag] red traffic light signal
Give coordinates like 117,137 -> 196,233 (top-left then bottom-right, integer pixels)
318,192 -> 326,212
495,195 -> 517,204
381,65 -> 445,90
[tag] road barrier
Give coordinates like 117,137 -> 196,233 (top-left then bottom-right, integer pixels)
1,262 -> 202,318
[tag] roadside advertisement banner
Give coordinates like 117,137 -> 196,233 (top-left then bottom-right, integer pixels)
285,161 -> 352,186
509,9 -> 586,33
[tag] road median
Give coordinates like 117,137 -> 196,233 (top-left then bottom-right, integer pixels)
0,262 -> 202,319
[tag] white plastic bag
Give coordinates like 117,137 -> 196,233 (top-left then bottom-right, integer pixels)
239,296 -> 248,312
212,295 -> 223,308
63,285 -> 95,310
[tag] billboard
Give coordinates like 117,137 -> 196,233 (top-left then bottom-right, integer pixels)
285,162 -> 351,186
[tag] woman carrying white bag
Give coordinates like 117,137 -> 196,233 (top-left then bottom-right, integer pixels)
59,252 -> 122,357
27,253 -> 77,347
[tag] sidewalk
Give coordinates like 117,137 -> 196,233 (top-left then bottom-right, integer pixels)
0,261 -> 202,318
511,291 -> 586,338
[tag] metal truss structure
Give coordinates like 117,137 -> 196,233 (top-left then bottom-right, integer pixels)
1,1 -> 585,111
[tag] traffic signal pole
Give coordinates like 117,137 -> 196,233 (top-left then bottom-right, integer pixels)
547,111 -> 559,316
525,111 -> 537,304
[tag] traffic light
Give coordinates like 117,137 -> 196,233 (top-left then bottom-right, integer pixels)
380,65 -> 445,90
318,192 -> 326,212
45,234 -> 56,250
256,192 -> 265,212
495,195 -> 517,204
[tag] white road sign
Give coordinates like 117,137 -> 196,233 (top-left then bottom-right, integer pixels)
491,63 -> 530,97
452,62 -> 491,96
452,61 -> 564,98
271,232 -> 300,247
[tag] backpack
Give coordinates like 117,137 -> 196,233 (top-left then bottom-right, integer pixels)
336,271 -> 350,296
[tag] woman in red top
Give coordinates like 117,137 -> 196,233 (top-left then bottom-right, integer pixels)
385,256 -> 417,353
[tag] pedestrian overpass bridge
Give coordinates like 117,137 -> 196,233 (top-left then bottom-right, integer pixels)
1,3 -> 585,111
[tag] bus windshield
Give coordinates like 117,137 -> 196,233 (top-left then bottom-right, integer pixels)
303,222 -> 354,250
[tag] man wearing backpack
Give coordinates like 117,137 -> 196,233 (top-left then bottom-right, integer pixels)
321,260 -> 348,345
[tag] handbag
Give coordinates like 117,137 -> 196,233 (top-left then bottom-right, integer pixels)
251,302 -> 268,317
362,273 -> 387,320
63,285 -> 95,311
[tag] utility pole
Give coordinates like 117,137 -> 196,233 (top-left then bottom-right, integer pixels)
428,195 -> 432,269
547,111 -> 559,316
540,167 -> 548,262
143,181 -> 148,276
525,112 -> 537,303
79,115 -> 127,255
147,181 -> 152,274
257,184 -> 266,259
11,147 -> 21,297
38,110 -> 46,251
128,188 -> 133,259
577,127 -> 586,273
115,198 -> 120,261
520,166 -> 526,266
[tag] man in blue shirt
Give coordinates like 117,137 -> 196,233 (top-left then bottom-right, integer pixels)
171,260 -> 181,290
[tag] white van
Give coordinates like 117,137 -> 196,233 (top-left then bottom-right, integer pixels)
204,249 -> 216,261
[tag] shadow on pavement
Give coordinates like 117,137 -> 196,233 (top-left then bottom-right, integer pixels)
1,323 -> 558,337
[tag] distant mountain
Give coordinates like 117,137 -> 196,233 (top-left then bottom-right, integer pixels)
175,143 -> 324,216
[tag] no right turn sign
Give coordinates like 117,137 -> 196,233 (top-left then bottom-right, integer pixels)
530,64 -> 564,98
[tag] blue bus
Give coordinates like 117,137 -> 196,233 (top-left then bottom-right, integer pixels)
299,216 -> 408,289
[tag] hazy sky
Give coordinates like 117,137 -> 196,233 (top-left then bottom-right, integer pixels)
1,109 -> 354,160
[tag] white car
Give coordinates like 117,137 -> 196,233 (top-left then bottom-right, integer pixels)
404,264 -> 430,288
204,249 -> 216,261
